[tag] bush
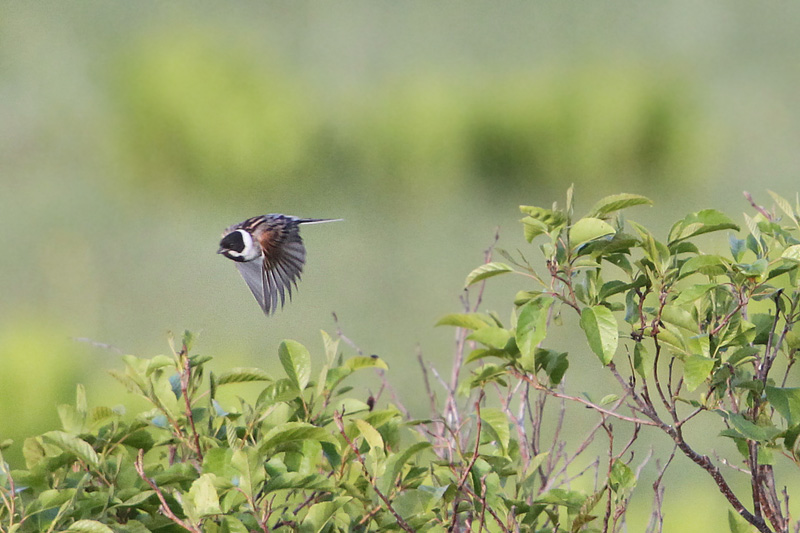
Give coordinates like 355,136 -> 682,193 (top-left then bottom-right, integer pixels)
3,189 -> 800,532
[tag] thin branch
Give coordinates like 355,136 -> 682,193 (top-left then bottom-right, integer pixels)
605,362 -> 772,533
448,392 -> 485,533
744,191 -> 774,221
646,445 -> 676,533
514,371 -> 658,427
180,352 -> 203,463
333,411 -> 414,533
332,313 -> 364,355
134,449 -> 201,533
713,451 -> 751,475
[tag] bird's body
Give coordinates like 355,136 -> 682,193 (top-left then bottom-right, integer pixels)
218,214 -> 341,315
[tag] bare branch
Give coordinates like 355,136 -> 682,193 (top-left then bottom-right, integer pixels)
514,371 -> 658,427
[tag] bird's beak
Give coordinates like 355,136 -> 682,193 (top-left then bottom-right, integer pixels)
217,247 -> 225,254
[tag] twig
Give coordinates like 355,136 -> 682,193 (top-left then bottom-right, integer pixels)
180,352 -> 204,463
744,191 -> 774,221
134,449 -> 201,533
713,451 -> 751,475
602,422 -> 615,533
448,392 -> 485,533
461,483 -> 510,533
332,313 -> 364,355
333,411 -> 414,533
540,418 -> 605,493
513,371 -> 657,427
646,446 -> 676,533
72,336 -> 125,354
605,361 -> 772,533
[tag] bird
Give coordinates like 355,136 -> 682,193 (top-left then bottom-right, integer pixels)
218,214 -> 342,315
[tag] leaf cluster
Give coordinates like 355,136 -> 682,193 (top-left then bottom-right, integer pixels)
453,188 -> 800,533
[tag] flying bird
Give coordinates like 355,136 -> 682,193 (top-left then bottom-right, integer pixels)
218,214 -> 342,315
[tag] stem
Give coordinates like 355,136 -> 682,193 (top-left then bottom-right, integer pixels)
181,354 -> 203,462
134,449 -> 201,533
333,411 -> 414,533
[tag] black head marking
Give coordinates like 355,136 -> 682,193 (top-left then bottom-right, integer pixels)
219,231 -> 251,262
220,231 -> 245,253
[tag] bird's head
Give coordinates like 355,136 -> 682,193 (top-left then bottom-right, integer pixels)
218,230 -> 260,262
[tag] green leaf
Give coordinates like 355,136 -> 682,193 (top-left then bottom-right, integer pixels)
765,387 -> 800,426
660,305 -> 699,334
768,190 -> 798,225
728,413 -> 781,443
684,355 -> 715,391
465,262 -> 514,287
535,349 -> 569,385
343,355 -> 389,371
519,205 -> 567,231
321,329 -> 340,364
300,499 -> 351,533
521,216 -> 550,242
435,313 -> 493,330
184,473 -> 221,521
569,218 -> 616,250
378,441 -> 432,495
116,491 -> 156,508
66,521 -> 115,533
587,193 -> 652,218
598,279 -> 645,300
736,258 -> 768,279
673,283 -> 716,305
624,289 -> 641,325
263,472 -> 334,493
221,516 -> 249,533
58,404 -> 86,435
609,460 -> 635,493
668,209 -> 740,244
41,431 -> 99,469
628,220 -> 670,273
392,488 -> 439,518
480,408 -> 510,454
579,305 -> 618,365
216,367 -> 272,385
279,340 -> 312,391
600,394 -> 620,406
729,235 -> 746,262
516,296 -> 555,371
353,419 -> 384,452
633,343 -> 652,380
679,255 -> 729,279
260,422 -> 332,453
467,326 -> 512,350
782,244 -> 800,262
230,448 -> 264,498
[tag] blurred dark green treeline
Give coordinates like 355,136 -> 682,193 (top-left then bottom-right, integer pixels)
112,28 -> 703,200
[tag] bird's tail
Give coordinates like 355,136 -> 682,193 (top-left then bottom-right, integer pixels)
298,218 -> 344,225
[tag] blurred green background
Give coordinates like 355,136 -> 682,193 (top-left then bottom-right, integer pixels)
2,2 -> 800,530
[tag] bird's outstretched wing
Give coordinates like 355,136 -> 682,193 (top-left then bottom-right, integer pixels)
229,215 -> 340,315
234,260 -> 270,314
256,221 -> 306,314
232,219 -> 305,315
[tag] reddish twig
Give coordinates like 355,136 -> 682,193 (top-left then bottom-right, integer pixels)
134,449 -> 201,533
333,411 -> 414,533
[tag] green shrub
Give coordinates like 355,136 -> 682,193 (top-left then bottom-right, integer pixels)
4,189 -> 800,532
